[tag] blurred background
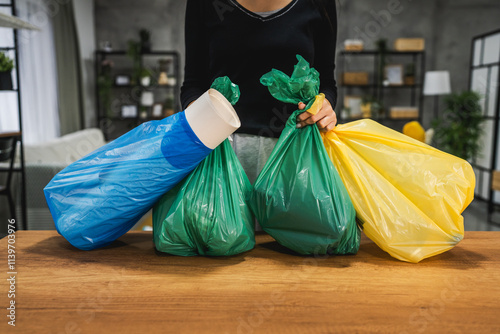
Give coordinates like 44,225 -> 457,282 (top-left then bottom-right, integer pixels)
0,0 -> 499,234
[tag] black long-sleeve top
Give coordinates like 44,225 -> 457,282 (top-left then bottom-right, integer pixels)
181,0 -> 338,137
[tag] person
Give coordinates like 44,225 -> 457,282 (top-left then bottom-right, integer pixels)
181,0 -> 338,184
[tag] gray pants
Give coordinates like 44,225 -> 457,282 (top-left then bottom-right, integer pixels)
230,133 -> 278,231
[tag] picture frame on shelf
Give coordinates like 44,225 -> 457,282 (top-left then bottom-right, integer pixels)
344,95 -> 363,118
115,75 -> 131,86
385,64 -> 404,86
121,104 -> 138,118
152,103 -> 163,118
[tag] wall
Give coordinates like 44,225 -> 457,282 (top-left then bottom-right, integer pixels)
336,0 -> 438,127
337,0 -> 437,53
433,0 -> 500,92
94,0 -> 186,76
94,0 -> 500,127
336,0 -> 500,127
94,0 -> 186,52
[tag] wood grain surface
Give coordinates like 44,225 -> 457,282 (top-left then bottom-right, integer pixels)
1,231 -> 499,333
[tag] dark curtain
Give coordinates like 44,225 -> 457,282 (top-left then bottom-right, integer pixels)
52,0 -> 84,135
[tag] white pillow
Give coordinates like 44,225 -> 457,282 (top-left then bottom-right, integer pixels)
24,128 -> 105,165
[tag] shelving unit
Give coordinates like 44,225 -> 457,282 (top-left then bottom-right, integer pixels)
338,50 -> 425,125
0,0 -> 27,230
95,50 -> 181,140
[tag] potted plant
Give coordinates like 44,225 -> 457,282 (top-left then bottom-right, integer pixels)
139,106 -> 148,120
0,52 -> 14,90
127,40 -> 142,85
431,91 -> 484,161
371,100 -> 383,119
139,29 -> 152,53
361,95 -> 383,119
139,68 -> 152,87
361,95 -> 373,118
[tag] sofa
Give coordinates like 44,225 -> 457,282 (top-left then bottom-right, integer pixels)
21,128 -> 106,230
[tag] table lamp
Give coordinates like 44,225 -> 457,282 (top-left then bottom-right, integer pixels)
423,71 -> 451,119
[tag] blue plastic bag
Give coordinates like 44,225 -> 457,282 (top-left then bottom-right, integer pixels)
44,112 -> 212,250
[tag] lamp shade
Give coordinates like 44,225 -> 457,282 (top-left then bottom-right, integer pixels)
0,12 -> 40,30
423,71 -> 451,96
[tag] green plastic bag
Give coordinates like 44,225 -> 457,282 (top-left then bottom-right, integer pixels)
250,55 -> 360,255
152,77 -> 255,256
210,76 -> 240,105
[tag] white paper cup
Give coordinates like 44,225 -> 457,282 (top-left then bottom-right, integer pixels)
184,88 -> 241,149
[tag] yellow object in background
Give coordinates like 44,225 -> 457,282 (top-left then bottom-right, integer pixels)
134,211 -> 153,231
361,103 -> 372,118
321,119 -> 475,263
403,121 -> 426,143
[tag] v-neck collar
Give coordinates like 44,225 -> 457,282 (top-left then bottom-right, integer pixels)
229,0 -> 299,22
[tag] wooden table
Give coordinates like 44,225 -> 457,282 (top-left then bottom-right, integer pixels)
1,231 -> 499,333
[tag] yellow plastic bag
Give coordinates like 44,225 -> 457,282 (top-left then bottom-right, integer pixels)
321,119 -> 475,263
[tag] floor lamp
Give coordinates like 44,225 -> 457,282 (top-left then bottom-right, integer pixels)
423,71 -> 452,120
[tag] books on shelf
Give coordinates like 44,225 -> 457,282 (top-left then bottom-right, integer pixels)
344,39 -> 364,51
394,38 -> 425,51
342,72 -> 369,85
390,106 -> 419,119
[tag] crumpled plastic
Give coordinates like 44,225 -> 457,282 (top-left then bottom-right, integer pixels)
153,78 -> 255,256
44,77 -> 239,251
250,55 -> 360,255
322,120 -> 475,262
210,76 -> 240,105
